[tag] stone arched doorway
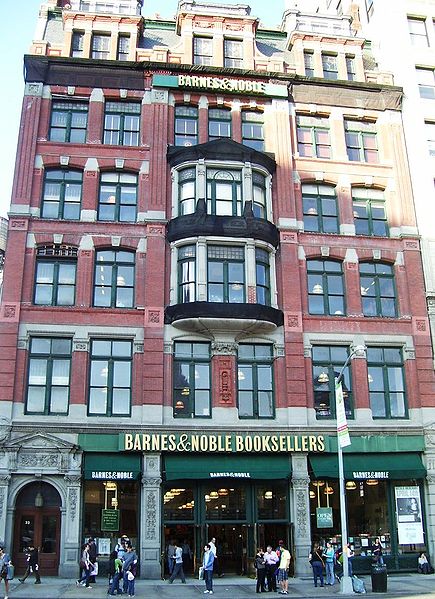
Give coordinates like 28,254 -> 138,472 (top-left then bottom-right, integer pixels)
13,481 -> 62,576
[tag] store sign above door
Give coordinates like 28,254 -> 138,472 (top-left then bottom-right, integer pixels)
152,74 -> 288,98
121,432 -> 326,453
352,471 -> 389,479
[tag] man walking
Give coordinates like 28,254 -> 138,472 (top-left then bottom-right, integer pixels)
168,541 -> 186,584
277,541 -> 291,595
264,545 -> 279,592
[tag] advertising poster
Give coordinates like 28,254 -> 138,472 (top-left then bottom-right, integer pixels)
395,486 -> 424,545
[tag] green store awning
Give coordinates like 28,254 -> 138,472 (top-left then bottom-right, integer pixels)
164,454 -> 291,481
84,453 -> 141,481
309,453 -> 426,481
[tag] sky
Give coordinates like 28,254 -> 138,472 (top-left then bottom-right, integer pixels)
0,0 -> 288,218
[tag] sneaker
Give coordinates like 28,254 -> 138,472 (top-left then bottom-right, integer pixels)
35,580 -> 42,584
204,591 -> 209,594
209,592 -> 213,595
18,578 -> 25,583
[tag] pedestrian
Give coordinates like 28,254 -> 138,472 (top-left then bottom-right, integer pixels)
19,544 -> 41,584
108,550 -> 123,595
88,537 -> 98,583
372,538 -> 384,565
323,542 -> 335,585
203,543 -> 215,595
418,552 -> 430,574
76,542 -> 92,588
168,541 -> 186,584
276,540 -> 291,595
181,539 -> 192,573
0,545 -> 11,599
309,542 -> 324,587
264,545 -> 279,592
122,543 -> 138,597
254,547 -> 266,593
115,536 -> 129,562
344,543 -> 354,577
209,537 -> 221,576
167,539 -> 176,576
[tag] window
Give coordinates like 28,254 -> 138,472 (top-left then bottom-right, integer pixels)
360,262 -> 397,317
238,344 -> 274,419
304,51 -> 314,76
91,34 -> 111,59
208,245 -> 245,303
89,339 -> 132,416
79,0 -> 90,9
408,17 -> 428,47
322,53 -> 338,79
49,101 -> 88,143
307,259 -> 345,316
71,32 -> 84,58
94,250 -> 135,308
98,172 -> 137,222
206,169 -> 242,216
177,245 -> 196,303
367,347 -> 407,418
26,337 -> 71,415
41,169 -> 82,220
416,67 -> 435,99
242,111 -> 264,151
175,106 -> 198,147
345,120 -> 378,163
178,168 -> 196,215
425,121 -> 435,156
103,101 -> 140,146
256,248 -> 270,306
296,115 -> 331,159
352,188 -> 387,236
117,35 -> 130,61
34,249 -> 77,306
193,37 -> 212,65
224,39 -> 243,68
208,108 -> 232,141
302,184 -> 338,233
252,172 -> 267,218
173,342 -> 210,418
312,346 -> 353,419
346,55 -> 356,81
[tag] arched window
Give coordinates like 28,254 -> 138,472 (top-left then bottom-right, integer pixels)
360,262 -> 397,317
307,259 -> 345,316
206,169 -> 242,216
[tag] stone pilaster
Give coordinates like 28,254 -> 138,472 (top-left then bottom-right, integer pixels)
61,474 -> 82,577
0,475 -> 11,544
423,431 -> 435,557
290,454 -> 311,576
140,454 -> 162,578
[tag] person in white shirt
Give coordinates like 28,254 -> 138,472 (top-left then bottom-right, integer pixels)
264,545 -> 279,592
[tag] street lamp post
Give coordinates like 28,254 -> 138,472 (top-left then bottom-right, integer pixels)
335,344 -> 365,594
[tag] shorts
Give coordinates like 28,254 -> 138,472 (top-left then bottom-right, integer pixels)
277,568 -> 288,582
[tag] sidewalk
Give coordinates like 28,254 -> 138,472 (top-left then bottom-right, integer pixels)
4,573 -> 435,599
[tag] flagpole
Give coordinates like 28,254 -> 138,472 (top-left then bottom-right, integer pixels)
335,345 -> 365,594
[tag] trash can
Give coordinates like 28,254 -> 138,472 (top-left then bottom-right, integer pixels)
371,564 -> 387,592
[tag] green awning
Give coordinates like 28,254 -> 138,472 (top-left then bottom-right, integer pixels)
84,453 -> 141,480
164,454 -> 291,481
309,453 -> 426,480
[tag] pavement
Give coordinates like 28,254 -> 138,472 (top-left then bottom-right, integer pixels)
3,573 -> 435,599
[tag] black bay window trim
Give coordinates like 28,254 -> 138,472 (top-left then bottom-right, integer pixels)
165,301 -> 284,327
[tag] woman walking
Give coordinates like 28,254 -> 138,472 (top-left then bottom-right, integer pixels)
76,542 -> 92,588
323,542 -> 335,585
309,542 -> 324,588
0,546 -> 11,599
203,543 -> 215,594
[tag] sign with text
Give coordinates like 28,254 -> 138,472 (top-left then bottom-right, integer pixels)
101,509 -> 120,532
152,74 -> 288,98
395,486 -> 424,545
316,507 -> 333,528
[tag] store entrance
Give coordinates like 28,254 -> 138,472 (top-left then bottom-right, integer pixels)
206,524 -> 249,575
163,524 -> 195,577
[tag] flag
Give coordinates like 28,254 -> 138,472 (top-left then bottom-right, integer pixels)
335,378 -> 351,448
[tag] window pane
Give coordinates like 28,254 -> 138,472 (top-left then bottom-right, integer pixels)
89,388 -> 108,414
50,387 -> 69,413
258,391 -> 273,417
238,391 -> 254,417
113,361 -> 131,387
27,387 -> 46,413
194,390 -> 210,416
112,389 -> 130,414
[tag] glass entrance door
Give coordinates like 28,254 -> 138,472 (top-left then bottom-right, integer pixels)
14,509 -> 60,576
206,524 -> 249,575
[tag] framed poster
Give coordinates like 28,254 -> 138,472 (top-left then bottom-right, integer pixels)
395,486 -> 424,545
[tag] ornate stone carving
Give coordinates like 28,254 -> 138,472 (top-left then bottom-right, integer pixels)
142,477 -> 162,487
18,453 -> 59,468
0,488 -> 5,520
145,491 -> 157,540
68,487 -> 78,521
73,341 -> 89,352
0,475 -> 11,485
211,342 -> 237,356
0,418 -> 12,444
292,477 -> 310,489
296,489 -> 308,537
64,474 -> 82,486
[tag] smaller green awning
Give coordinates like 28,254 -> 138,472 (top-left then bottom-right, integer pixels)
309,453 -> 426,481
165,454 -> 291,481
84,453 -> 141,481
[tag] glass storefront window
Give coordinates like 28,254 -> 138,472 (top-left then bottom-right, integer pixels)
204,487 -> 246,520
163,488 -> 194,521
257,484 -> 287,520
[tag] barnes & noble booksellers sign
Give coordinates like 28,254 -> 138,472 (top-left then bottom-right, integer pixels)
120,432 -> 326,453
152,74 -> 288,98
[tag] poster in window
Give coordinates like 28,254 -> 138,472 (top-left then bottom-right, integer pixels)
395,486 -> 424,545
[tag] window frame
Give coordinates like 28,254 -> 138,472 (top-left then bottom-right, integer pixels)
49,100 -> 88,144
93,249 -> 135,308
307,259 -> 346,316
177,244 -> 196,304
91,33 -> 111,59
302,183 -> 338,233
304,50 -> 315,76
345,54 -> 356,81
352,188 -> 388,236
360,262 -> 397,318
312,345 -> 353,420
117,34 -> 130,61
224,38 -> 243,69
208,107 -> 232,141
237,344 -> 275,420
207,245 -> 246,303
103,101 -> 140,146
416,67 -> 435,99
255,248 -> 271,306
296,115 -> 331,159
41,169 -> 83,220
193,36 -> 213,66
173,342 -> 211,419
322,53 -> 338,80
71,31 -> 85,58
345,119 -> 379,163
88,339 -> 133,417
367,347 -> 407,419
206,169 -> 243,217
97,171 -> 138,222
175,105 -> 199,147
34,257 -> 77,307
241,111 -> 265,151
408,17 -> 429,47
25,337 -> 72,415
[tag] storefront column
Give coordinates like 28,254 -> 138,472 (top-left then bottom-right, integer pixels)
290,454 -> 311,576
61,474 -> 82,577
423,444 -> 435,557
0,475 -> 11,546
141,453 -> 162,579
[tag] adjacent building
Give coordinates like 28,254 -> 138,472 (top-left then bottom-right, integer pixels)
0,0 -> 434,578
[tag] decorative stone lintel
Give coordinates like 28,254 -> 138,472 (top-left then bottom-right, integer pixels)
141,477 -> 162,487
291,477 -> 310,489
211,342 -> 238,356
